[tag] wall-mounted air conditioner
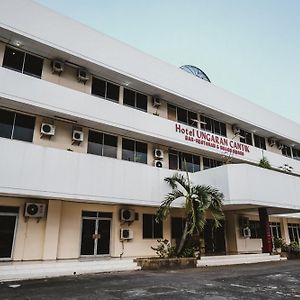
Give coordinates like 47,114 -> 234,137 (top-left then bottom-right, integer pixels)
268,138 -> 276,147
51,60 -> 64,74
24,203 -> 47,218
152,97 -> 161,108
120,209 -> 135,222
242,227 -> 251,238
72,130 -> 84,142
120,228 -> 133,240
77,68 -> 89,83
154,160 -> 163,168
154,149 -> 164,160
232,125 -> 241,135
41,123 -> 55,136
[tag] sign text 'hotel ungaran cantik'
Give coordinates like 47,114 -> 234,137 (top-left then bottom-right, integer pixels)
175,123 -> 250,156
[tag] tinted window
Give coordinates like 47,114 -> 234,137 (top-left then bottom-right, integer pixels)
87,131 -> 103,156
169,150 -> 178,170
177,107 -> 187,124
0,109 -> 14,138
92,77 -> 106,98
106,82 -> 119,102
171,217 -> 184,239
143,214 -> 163,239
240,129 -> 253,145
188,111 -> 197,128
254,134 -> 266,150
103,134 -> 117,158
123,89 -> 135,107
135,141 -> 147,164
2,47 -> 24,72
122,138 -> 135,161
136,93 -> 147,111
13,113 -> 35,142
23,53 -> 43,78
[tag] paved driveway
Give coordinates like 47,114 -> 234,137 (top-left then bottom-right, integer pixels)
1,260 -> 300,299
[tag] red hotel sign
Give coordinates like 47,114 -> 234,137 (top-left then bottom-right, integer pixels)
175,123 -> 250,157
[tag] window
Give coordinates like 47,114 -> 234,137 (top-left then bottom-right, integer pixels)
249,221 -> 262,239
270,222 -> 281,239
123,88 -> 147,111
240,129 -> 253,145
292,148 -> 300,161
253,134 -> 266,150
3,46 -> 43,78
171,217 -> 185,239
288,223 -> 300,243
200,115 -> 227,137
282,145 -> 292,158
143,214 -> 163,239
87,130 -> 117,158
203,157 -> 222,170
122,138 -> 147,164
167,104 -> 197,128
91,77 -> 120,102
168,150 -> 200,172
0,109 -> 35,142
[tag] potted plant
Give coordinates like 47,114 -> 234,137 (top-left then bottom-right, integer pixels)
273,237 -> 285,253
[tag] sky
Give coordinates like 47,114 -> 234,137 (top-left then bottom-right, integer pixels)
36,0 -> 300,124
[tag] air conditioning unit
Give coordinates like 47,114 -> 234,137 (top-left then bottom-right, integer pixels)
51,60 -> 64,74
41,123 -> 55,136
268,138 -> 276,147
152,97 -> 161,108
154,148 -> 164,159
72,130 -> 84,142
24,203 -> 47,218
77,68 -> 89,83
242,227 -> 251,239
154,160 -> 163,168
232,125 -> 241,135
120,228 -> 133,240
120,209 -> 135,222
277,142 -> 284,150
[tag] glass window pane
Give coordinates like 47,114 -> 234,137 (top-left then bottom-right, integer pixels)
136,93 -> 147,111
122,138 -> 135,161
188,111 -> 197,128
87,130 -> 103,156
92,77 -> 106,98
0,109 -> 14,139
193,155 -> 201,172
169,150 -> 178,170
177,107 -> 187,124
103,134 -> 117,158
123,89 -> 135,107
106,82 -> 119,102
154,219 -> 163,238
167,104 -> 177,121
181,152 -> 193,172
2,47 -> 24,72
203,157 -> 210,170
23,53 -> 43,78
143,214 -> 153,239
171,217 -> 184,239
135,141 -> 147,164
220,122 -> 227,137
13,113 -> 35,142
214,120 -> 221,135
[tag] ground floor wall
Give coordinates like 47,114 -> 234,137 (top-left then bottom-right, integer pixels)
1,197 -> 300,261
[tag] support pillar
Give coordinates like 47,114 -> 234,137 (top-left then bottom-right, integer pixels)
258,207 -> 273,253
280,218 -> 290,244
42,200 -> 62,260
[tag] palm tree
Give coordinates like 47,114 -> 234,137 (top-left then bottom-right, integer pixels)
156,172 -> 224,256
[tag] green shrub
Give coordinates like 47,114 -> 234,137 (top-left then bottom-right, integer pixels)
151,239 -> 176,258
259,157 -> 271,169
273,237 -> 285,249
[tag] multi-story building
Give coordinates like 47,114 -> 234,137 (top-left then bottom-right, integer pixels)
0,0 -> 300,261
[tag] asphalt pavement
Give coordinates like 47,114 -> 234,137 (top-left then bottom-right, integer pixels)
1,260 -> 300,299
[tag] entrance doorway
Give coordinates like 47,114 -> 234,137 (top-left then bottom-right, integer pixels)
80,211 -> 112,256
204,220 -> 226,255
0,206 -> 19,260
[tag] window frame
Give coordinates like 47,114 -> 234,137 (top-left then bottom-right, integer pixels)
91,76 -> 120,102
143,214 -> 163,239
167,104 -> 198,128
122,138 -> 148,164
239,129 -> 253,146
253,134 -> 266,150
123,88 -> 148,112
200,115 -> 227,137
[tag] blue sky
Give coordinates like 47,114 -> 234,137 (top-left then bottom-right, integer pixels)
36,0 -> 300,124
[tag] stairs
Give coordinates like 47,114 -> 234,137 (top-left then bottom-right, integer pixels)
197,253 -> 286,267
0,258 -> 141,282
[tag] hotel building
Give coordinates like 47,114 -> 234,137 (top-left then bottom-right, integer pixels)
0,0 -> 300,262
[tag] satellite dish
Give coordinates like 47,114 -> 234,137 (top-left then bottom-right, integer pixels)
180,65 -> 210,82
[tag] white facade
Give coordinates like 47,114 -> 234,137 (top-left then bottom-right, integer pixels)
0,0 -> 300,261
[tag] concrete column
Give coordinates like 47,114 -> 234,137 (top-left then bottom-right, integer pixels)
224,212 -> 238,254
280,218 -> 290,244
42,200 -> 62,260
258,207 -> 272,253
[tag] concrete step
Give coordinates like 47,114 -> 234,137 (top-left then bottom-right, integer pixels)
0,259 -> 141,282
200,253 -> 270,261
197,254 -> 286,267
